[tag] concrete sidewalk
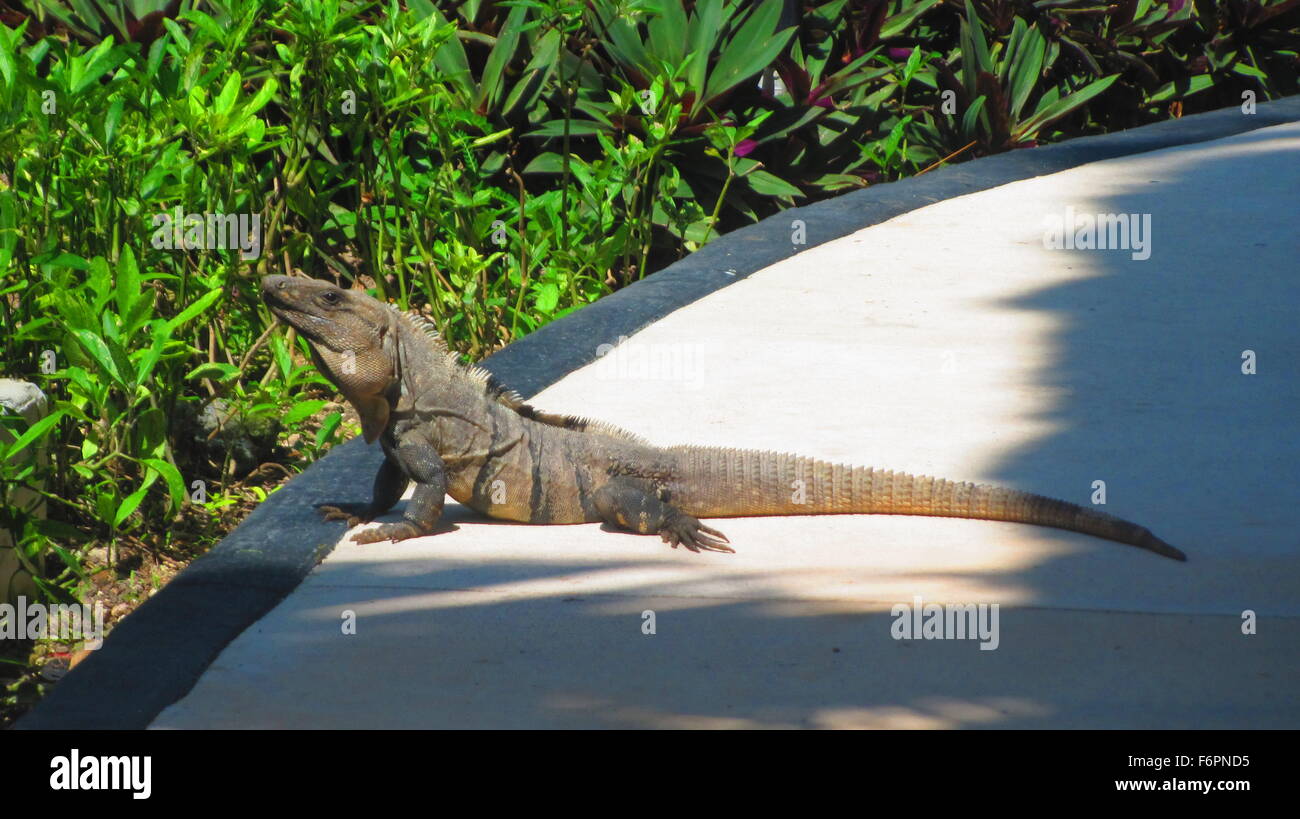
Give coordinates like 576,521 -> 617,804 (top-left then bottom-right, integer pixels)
141,118 -> 1300,728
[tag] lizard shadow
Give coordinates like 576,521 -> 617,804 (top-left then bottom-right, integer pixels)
991,123 -> 1300,614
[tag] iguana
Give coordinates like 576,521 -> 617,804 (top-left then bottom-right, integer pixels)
261,274 -> 1186,561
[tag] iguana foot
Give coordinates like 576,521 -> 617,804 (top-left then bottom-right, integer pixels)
660,515 -> 733,554
317,504 -> 372,528
351,521 -> 427,544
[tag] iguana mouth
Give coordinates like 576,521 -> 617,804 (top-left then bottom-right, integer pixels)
262,301 -> 320,343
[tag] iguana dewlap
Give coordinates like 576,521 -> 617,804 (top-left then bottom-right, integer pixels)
261,275 -> 1186,561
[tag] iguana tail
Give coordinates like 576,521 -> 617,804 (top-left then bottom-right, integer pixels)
670,447 -> 1186,561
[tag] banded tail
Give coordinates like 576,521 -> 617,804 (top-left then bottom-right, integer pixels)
670,447 -> 1186,561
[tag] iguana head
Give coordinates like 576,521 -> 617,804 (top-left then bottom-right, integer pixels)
261,275 -> 399,444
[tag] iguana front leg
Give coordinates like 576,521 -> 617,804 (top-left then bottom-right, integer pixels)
319,457 -> 409,528
592,477 -> 733,553
335,440 -> 448,544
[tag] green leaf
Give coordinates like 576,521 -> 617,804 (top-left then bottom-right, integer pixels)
241,76 -> 278,118
599,6 -> 654,77
0,190 -> 15,271
430,12 -> 473,99
686,0 -> 724,97
963,0 -> 992,72
532,282 -> 559,313
0,21 -> 17,88
1232,63 -> 1268,81
215,71 -> 241,116
272,333 -> 293,384
809,172 -> 868,191
526,120 -> 608,138
104,95 -> 125,145
122,288 -> 157,340
72,37 -> 123,94
146,34 -> 166,79
132,336 -> 168,390
1014,74 -> 1119,140
2,410 -> 63,463
115,244 -> 139,316
185,362 -> 242,383
282,400 -> 327,425
1007,25 -> 1046,120
143,458 -> 186,515
72,329 -> 128,388
113,486 -> 149,528
744,169 -> 803,198
1147,74 -> 1213,103
647,0 -> 688,67
881,0 -> 941,39
39,251 -> 90,271
702,0 -> 795,107
162,18 -> 191,54
818,57 -> 891,100
60,371 -> 99,408
961,94 -> 988,137
87,255 -> 112,308
183,8 -> 228,45
315,411 -> 343,448
476,3 -> 527,110
523,151 -> 566,174
162,288 -> 224,336
501,29 -> 557,121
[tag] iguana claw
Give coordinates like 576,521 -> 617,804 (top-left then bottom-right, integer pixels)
660,515 -> 734,554
317,504 -> 371,529
317,502 -> 429,544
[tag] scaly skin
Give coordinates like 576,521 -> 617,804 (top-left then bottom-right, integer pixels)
261,275 -> 1186,561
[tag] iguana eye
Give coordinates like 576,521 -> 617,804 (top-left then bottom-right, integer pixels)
321,291 -> 341,305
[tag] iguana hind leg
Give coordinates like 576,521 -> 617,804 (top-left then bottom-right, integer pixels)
593,477 -> 733,554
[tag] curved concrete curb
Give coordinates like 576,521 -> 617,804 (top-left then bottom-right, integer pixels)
17,95 -> 1300,729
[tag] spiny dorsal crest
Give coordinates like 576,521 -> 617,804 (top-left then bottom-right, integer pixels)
387,302 -> 646,443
